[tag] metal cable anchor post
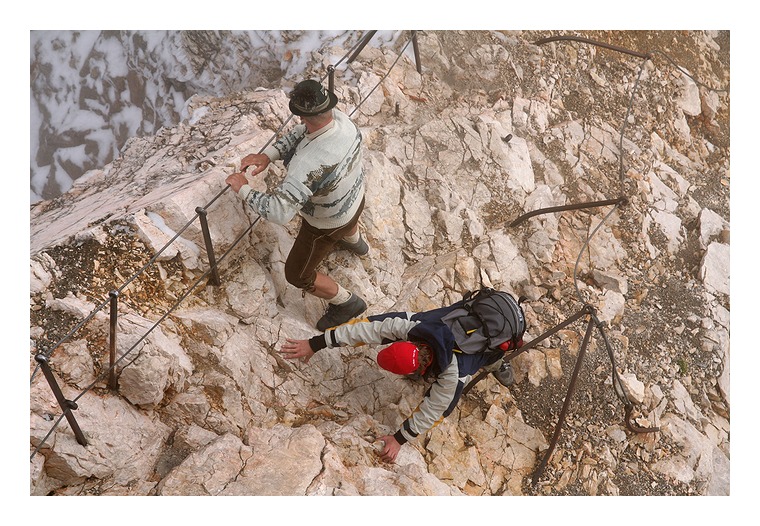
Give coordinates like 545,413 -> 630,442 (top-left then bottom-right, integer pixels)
196,206 -> 221,286
108,290 -> 119,390
34,353 -> 88,447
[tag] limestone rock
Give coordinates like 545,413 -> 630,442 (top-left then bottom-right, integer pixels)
677,70 -> 702,117
28,30 -> 731,499
700,242 -> 729,296
699,208 -> 729,249
115,313 -> 194,407
30,391 -> 170,493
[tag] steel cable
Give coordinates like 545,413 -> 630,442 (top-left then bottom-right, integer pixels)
29,412 -> 68,462
29,30 -> 415,460
29,210 -> 203,383
29,215 -> 263,461
526,34 -> 726,482
31,30 -> 379,382
70,215 -> 263,405
348,32 -> 416,119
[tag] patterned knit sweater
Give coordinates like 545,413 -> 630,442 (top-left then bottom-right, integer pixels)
237,109 -> 364,230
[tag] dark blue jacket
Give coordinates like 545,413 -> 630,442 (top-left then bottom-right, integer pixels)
310,303 -> 503,445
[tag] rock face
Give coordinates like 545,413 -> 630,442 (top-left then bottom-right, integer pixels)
30,30 -> 369,201
29,30 -> 730,497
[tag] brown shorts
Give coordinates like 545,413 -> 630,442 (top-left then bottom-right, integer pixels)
284,197 -> 365,292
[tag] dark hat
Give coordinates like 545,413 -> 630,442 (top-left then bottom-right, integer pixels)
288,79 -> 338,117
377,341 -> 425,376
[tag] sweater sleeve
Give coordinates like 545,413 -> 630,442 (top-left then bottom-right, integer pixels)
309,314 -> 419,352
237,125 -> 310,225
324,315 -> 420,349
395,357 -> 461,444
238,176 -> 309,226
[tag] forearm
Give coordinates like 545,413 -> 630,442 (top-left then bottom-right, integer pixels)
396,359 -> 460,444
327,316 -> 419,349
308,315 -> 420,356
239,179 -> 308,225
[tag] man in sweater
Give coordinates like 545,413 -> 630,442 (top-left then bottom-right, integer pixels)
226,79 -> 368,331
278,302 -> 516,462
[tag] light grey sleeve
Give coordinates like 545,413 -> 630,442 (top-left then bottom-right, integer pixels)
325,316 -> 420,348
398,358 -> 460,442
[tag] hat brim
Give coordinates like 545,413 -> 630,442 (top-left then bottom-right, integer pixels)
289,91 -> 339,117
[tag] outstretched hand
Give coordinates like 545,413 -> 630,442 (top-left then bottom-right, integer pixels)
280,338 -> 315,363
377,434 -> 401,463
225,171 -> 248,192
240,153 -> 270,176
226,153 -> 271,192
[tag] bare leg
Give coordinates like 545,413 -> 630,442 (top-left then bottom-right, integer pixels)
311,271 -> 339,299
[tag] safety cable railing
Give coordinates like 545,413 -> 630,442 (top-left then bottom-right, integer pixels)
30,29 -> 423,461
462,32 -> 728,485
31,31 -> 726,491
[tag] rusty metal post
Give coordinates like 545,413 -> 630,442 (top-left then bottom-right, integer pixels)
411,31 -> 422,73
462,305 -> 592,397
504,305 -> 592,361
531,313 -> 596,486
534,35 -> 652,60
327,65 -> 335,93
509,197 -> 628,227
347,30 -> 377,63
196,206 -> 221,286
34,354 -> 88,447
108,290 -> 118,390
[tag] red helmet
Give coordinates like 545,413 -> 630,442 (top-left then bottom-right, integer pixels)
377,341 -> 430,375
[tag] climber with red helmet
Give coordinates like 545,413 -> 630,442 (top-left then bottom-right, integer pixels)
279,296 -> 522,463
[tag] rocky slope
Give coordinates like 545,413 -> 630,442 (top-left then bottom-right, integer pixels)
29,30 -> 730,497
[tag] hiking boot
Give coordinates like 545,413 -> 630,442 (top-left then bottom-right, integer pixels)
493,361 -> 514,387
337,233 -> 370,256
316,293 -> 367,331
